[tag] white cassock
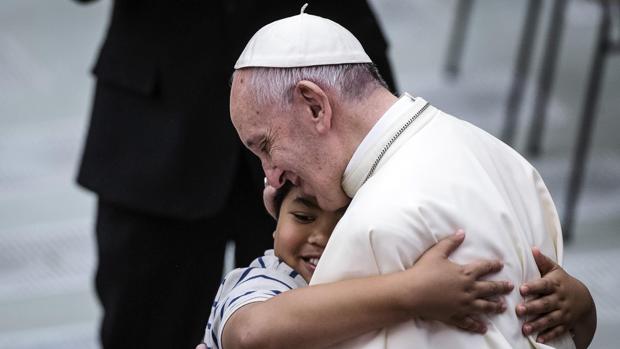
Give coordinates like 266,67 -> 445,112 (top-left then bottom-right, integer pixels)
310,94 -> 575,349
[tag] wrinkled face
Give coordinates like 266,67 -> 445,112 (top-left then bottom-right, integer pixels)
273,186 -> 345,282
230,70 -> 350,211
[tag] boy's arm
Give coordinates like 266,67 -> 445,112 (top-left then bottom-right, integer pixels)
222,231 -> 513,349
517,247 -> 596,349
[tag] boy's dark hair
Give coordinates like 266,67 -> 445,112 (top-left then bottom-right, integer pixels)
273,181 -> 294,219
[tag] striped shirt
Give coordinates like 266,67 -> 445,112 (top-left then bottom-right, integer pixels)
204,249 -> 308,349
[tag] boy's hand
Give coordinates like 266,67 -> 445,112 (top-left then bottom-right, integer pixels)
406,230 -> 514,333
196,344 -> 206,349
516,247 -> 594,344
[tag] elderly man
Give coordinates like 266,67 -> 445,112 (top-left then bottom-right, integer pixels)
229,7 -> 595,349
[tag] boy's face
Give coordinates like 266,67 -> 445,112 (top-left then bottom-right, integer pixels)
273,186 -> 345,282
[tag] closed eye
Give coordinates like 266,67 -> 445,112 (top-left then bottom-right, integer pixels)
258,131 -> 275,157
291,212 -> 316,224
259,138 -> 270,155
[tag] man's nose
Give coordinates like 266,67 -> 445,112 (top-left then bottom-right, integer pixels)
285,173 -> 299,186
264,166 -> 285,189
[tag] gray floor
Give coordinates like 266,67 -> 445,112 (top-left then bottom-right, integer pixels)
0,0 -> 618,348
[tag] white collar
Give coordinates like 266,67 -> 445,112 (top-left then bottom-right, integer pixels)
342,93 -> 432,197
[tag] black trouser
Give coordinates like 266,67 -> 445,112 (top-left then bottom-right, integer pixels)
94,173 -> 274,349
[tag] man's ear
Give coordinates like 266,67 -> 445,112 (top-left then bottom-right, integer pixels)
294,80 -> 332,134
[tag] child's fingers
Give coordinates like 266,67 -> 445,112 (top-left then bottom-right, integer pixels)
473,280 -> 514,298
516,293 -> 560,317
462,259 -> 504,279
536,325 -> 568,344
522,309 -> 564,335
471,298 -> 507,314
519,276 -> 555,297
431,229 -> 466,258
532,246 -> 557,275
196,344 -> 207,349
454,316 -> 487,334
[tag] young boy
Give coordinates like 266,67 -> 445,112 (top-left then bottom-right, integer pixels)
201,184 -> 594,349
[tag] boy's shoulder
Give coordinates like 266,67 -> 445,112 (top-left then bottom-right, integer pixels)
206,250 -> 307,347
221,249 -> 308,292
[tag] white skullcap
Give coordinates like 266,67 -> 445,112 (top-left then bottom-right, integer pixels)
234,3 -> 372,69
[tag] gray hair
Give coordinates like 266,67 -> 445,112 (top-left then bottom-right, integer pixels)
237,63 -> 388,109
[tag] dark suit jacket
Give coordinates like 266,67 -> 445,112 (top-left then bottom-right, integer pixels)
76,0 -> 395,220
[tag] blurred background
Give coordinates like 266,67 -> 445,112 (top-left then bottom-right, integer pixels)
0,0 -> 618,348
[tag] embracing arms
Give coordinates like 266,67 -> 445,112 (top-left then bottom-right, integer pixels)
198,237 -> 596,349
257,186 -> 596,349
221,231 -> 511,349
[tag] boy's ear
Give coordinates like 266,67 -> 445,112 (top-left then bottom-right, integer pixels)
294,80 -> 332,134
272,230 -> 276,239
